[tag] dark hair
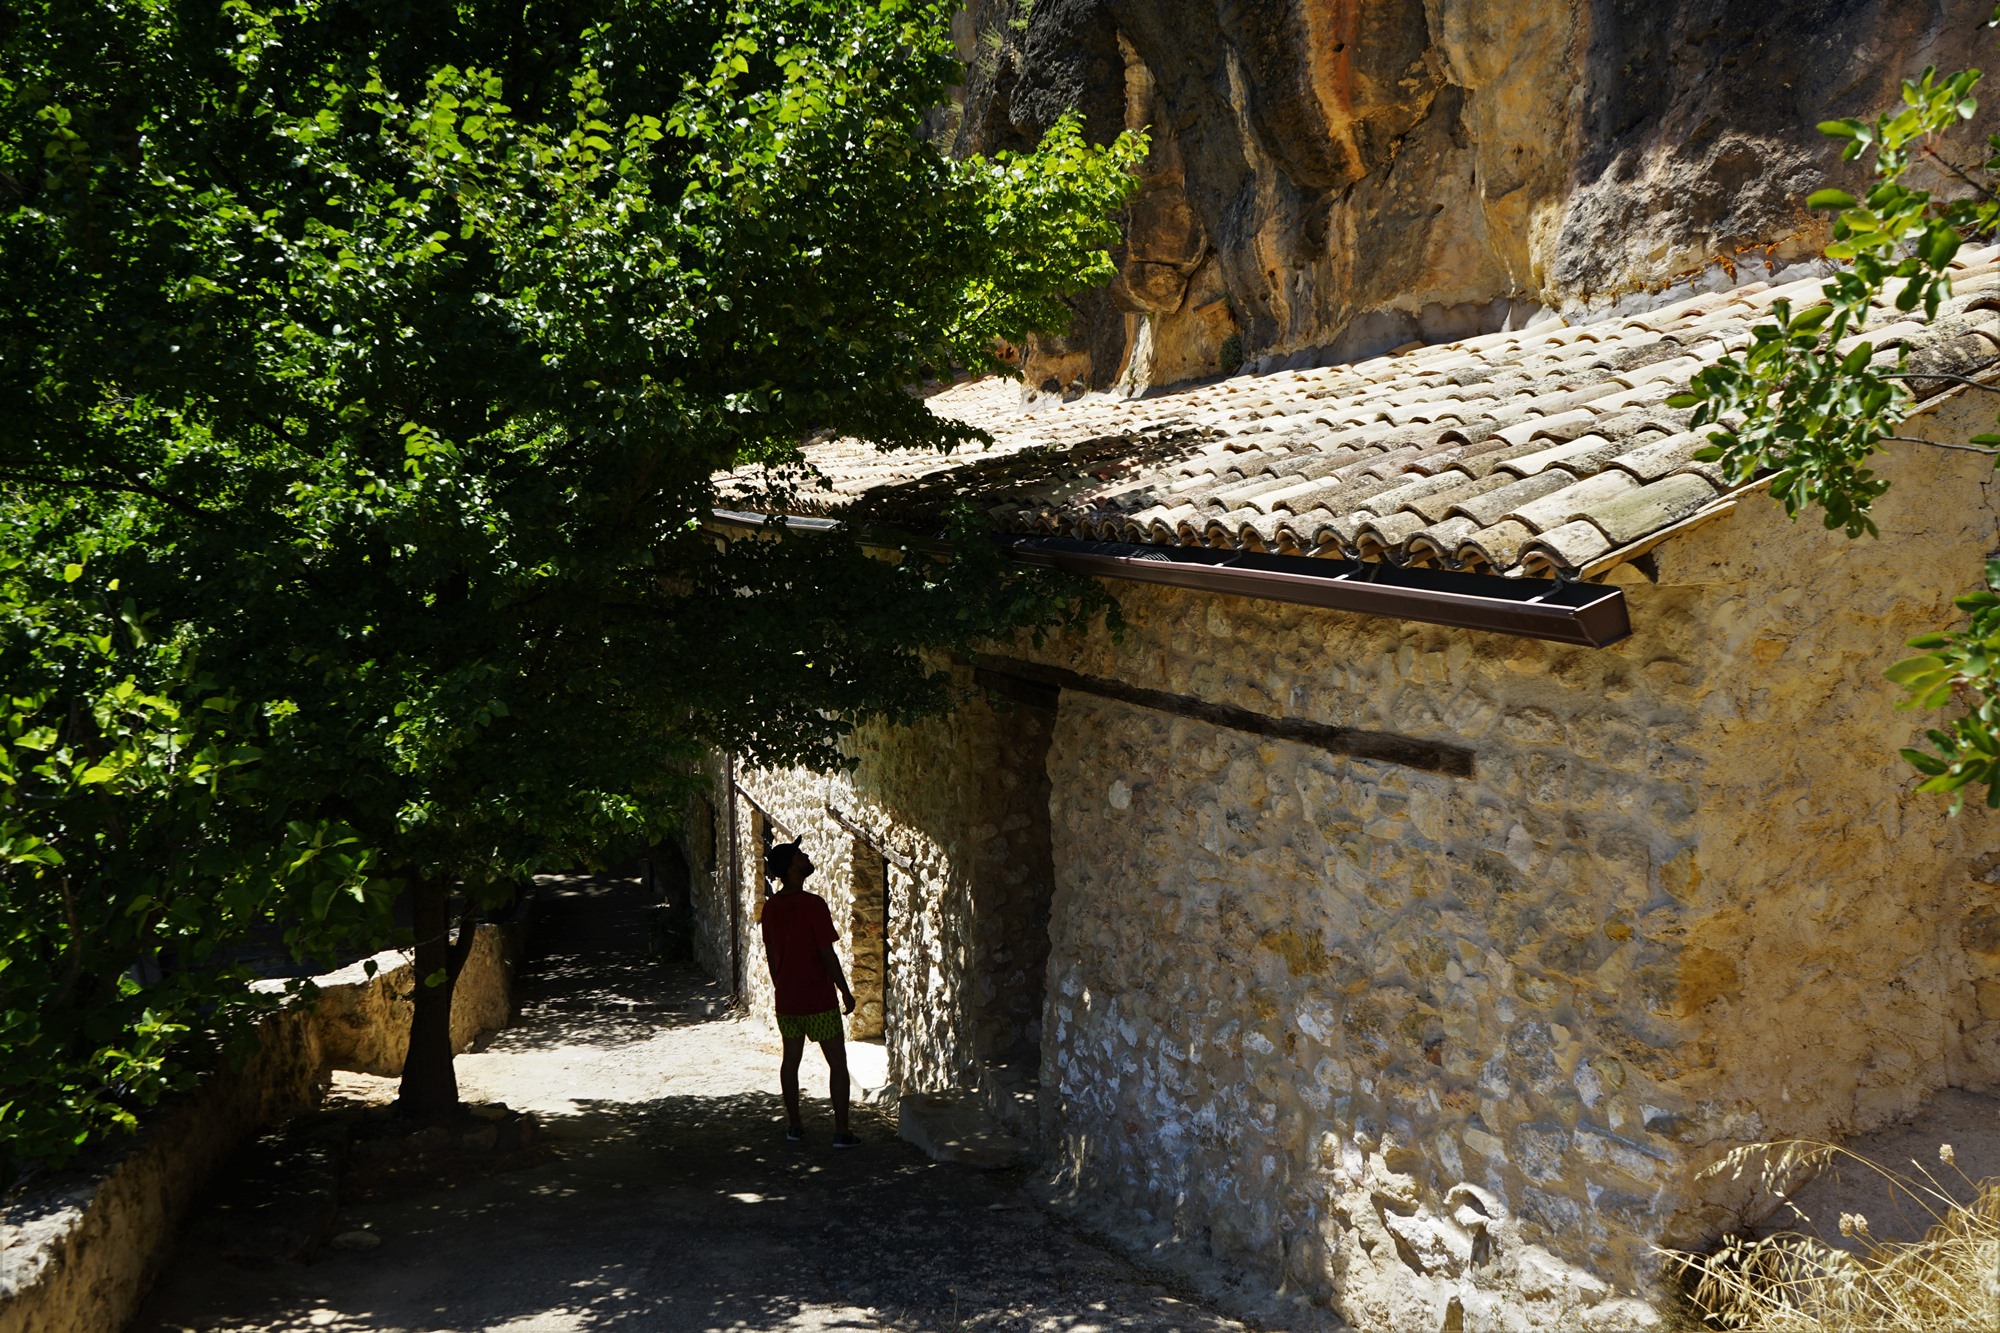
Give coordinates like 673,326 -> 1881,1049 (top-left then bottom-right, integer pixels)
763,840 -> 802,882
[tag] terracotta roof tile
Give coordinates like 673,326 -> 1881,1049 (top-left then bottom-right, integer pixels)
1457,519 -> 1536,571
1580,472 -> 1724,545
1355,511 -> 1431,559
1405,516 -> 1482,566
724,245 -> 2000,577
1498,434 -> 1627,478
1521,520 -> 1615,576
1403,471 -> 1520,522
1607,432 -> 1723,484
1355,469 -> 1487,518
1450,470 -> 1580,527
1505,471 -> 1642,533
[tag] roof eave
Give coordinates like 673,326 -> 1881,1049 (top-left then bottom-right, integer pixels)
708,510 -> 1631,648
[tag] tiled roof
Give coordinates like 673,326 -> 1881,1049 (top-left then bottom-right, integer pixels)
725,246 -> 2000,579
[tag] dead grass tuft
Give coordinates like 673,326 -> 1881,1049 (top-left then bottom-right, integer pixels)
1663,1141 -> 2000,1331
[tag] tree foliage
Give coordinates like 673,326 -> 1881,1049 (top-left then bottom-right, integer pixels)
0,0 -> 1139,1164
1672,40 -> 2000,810
0,524 -> 386,1168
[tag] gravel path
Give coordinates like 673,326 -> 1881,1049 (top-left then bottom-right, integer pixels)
134,874 -> 1253,1333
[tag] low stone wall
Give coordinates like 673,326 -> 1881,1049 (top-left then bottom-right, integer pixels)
0,924 -> 520,1333
309,926 -> 519,1077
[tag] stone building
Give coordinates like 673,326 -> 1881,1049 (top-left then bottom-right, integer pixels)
683,251 -> 2000,1327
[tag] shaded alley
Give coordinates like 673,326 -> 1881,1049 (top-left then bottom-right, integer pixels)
133,875 -> 1252,1333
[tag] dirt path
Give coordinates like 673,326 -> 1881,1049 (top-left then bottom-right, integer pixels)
135,875 -> 1252,1333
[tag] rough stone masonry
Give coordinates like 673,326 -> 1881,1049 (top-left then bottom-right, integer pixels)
690,389 -> 2000,1327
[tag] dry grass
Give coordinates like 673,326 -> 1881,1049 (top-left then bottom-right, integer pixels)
1663,1141 -> 2000,1331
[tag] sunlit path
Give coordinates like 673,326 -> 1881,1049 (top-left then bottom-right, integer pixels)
134,875 -> 1245,1333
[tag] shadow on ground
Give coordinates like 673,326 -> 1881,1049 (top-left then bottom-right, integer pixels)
133,875 -> 1247,1333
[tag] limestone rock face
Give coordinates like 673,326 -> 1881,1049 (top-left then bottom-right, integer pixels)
948,0 -> 2000,393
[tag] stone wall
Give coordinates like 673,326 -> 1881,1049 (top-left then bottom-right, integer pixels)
1656,388 -> 2000,1235
0,1008 -> 324,1333
0,925 -> 521,1333
847,841 -> 889,1039
947,0 -> 2000,394
308,926 -> 519,1077
690,389 -> 2000,1324
1019,389 -> 2000,1327
1031,592 -> 1700,1329
687,755 -> 737,997
714,680 -> 1059,1099
719,717 -> 975,1088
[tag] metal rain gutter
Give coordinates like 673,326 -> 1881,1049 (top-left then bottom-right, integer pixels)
1011,537 -> 1630,647
707,511 -> 1631,648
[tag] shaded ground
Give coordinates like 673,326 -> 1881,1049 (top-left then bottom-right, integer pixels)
1749,1086 -> 2000,1256
135,875 -> 1250,1333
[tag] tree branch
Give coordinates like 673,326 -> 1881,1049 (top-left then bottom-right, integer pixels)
0,469 -> 224,521
1881,371 -> 2000,392
1920,144 -> 2000,204
1881,434 -> 2000,454
50,874 -> 85,1011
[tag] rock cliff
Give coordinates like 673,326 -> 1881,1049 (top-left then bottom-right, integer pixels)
945,0 -> 2000,394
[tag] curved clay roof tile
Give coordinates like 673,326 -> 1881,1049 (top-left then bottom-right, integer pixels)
1520,520 -> 1615,578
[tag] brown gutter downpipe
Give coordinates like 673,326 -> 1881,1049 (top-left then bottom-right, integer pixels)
708,510 -> 1631,649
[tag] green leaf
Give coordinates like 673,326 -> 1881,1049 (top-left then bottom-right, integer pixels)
1903,747 -> 1949,775
1806,188 -> 1857,209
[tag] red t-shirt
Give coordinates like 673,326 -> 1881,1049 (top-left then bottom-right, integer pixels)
760,891 -> 839,1015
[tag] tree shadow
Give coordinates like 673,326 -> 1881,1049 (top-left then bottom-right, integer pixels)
132,874 -> 1246,1333
840,425 -> 1219,533
138,1085 -> 1233,1332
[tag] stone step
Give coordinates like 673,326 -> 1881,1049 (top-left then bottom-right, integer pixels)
978,1061 -> 1041,1144
846,1039 -> 894,1106
897,1091 -> 1032,1170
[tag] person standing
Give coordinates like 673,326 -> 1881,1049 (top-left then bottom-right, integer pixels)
759,840 -> 859,1146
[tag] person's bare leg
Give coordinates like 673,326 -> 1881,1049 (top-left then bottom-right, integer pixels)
818,1034 -> 851,1135
780,1034 -> 806,1135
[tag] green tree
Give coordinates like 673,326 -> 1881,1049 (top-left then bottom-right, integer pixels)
0,519 -> 387,1175
0,0 -> 1138,1150
1672,41 -> 2000,811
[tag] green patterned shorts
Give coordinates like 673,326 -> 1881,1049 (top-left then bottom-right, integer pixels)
777,1009 -> 843,1042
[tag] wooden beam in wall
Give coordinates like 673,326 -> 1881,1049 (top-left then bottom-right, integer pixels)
731,783 -> 792,841
973,658 -> 1476,780
823,802 -> 919,876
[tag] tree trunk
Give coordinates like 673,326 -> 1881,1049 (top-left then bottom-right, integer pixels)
396,876 -> 470,1120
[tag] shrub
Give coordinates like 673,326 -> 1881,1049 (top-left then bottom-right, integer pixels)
1665,1142 -> 2000,1331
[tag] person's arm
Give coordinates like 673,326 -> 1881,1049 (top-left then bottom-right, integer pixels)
817,944 -> 856,1015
